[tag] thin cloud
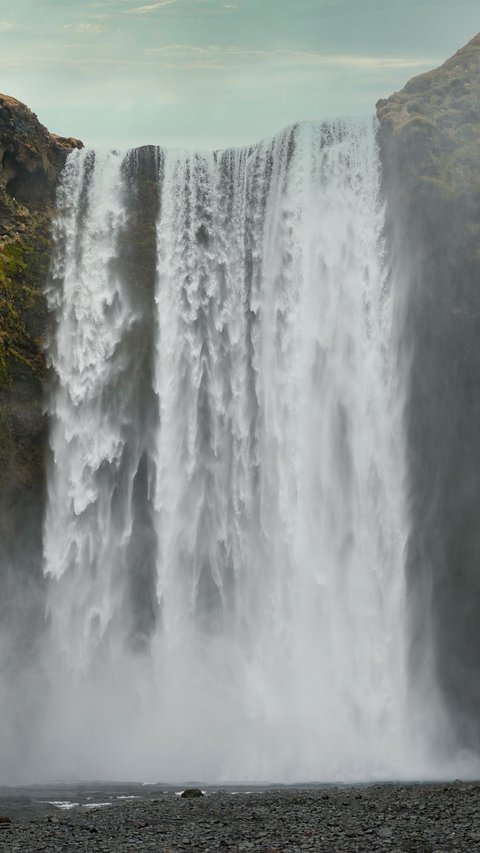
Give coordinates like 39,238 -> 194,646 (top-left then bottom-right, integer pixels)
0,47 -> 438,77
123,0 -> 177,13
63,23 -> 105,34
144,44 -> 438,70
77,13 -> 111,21
87,0 -> 231,12
0,22 -> 14,31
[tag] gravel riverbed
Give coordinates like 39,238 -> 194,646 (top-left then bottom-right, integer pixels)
1,782 -> 480,852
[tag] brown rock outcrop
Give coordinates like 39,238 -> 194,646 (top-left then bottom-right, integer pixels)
0,94 -> 82,205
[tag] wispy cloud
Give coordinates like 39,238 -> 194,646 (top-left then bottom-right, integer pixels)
0,22 -> 14,32
0,39 -> 438,83
63,23 -> 105,34
144,44 -> 438,71
85,0 -> 233,14
0,45 -> 437,76
123,0 -> 177,13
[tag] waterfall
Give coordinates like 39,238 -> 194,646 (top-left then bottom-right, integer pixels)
36,120 -> 440,782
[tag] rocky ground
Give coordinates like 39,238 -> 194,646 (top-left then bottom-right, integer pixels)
1,783 -> 480,852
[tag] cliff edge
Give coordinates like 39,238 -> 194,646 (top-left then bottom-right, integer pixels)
377,33 -> 480,199
377,34 -> 480,753
0,94 -> 81,653
0,94 -> 82,383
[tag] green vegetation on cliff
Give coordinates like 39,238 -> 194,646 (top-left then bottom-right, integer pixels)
0,94 -> 83,326
0,224 -> 49,383
0,94 -> 81,389
0,93 -> 81,523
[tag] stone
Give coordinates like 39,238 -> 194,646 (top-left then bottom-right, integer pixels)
377,825 -> 393,838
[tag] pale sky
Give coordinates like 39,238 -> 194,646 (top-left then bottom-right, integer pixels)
0,0 -> 478,149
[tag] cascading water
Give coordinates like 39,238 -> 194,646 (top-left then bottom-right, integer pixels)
33,120 -> 446,783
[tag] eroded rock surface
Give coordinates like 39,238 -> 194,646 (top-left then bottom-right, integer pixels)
378,33 -> 480,199
0,93 -> 81,660
377,33 -> 480,751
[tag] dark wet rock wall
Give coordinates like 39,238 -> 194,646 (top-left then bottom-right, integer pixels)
0,93 -> 81,659
377,32 -> 480,751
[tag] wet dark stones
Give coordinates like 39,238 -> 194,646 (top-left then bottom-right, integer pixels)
2,783 -> 480,852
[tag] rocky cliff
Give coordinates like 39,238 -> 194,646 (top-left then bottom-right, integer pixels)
2,35 -> 480,754
377,34 -> 480,752
0,94 -> 81,655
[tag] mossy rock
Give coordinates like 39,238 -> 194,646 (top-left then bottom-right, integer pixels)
0,231 -> 50,384
0,92 -> 83,557
0,93 -> 82,389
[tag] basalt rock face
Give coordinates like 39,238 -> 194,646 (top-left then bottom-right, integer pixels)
0,93 -> 82,658
377,34 -> 480,752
